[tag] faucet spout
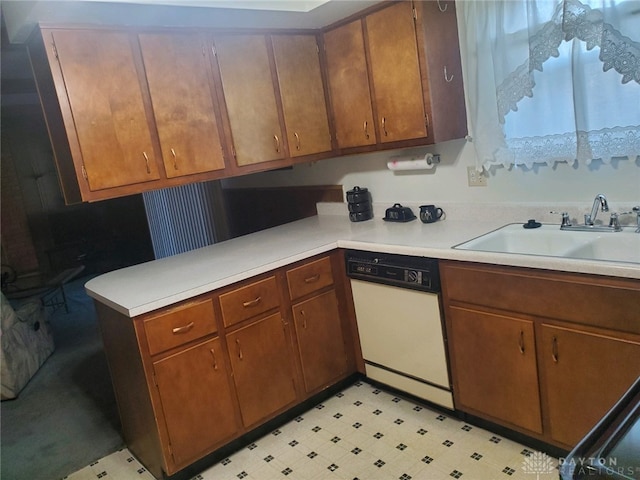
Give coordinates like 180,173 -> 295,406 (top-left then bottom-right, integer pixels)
586,194 -> 609,225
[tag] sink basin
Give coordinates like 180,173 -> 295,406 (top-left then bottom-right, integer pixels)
454,223 -> 640,264
564,234 -> 640,263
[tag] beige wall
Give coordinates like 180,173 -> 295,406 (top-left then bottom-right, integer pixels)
223,139 -> 640,209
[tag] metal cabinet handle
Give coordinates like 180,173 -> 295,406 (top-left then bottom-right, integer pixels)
172,321 -> 195,334
274,135 -> 280,153
210,347 -> 218,370
171,148 -> 178,170
444,66 -> 454,82
382,117 -> 388,136
304,274 -> 320,284
294,132 -> 301,151
552,336 -> 559,363
364,121 -> 370,139
143,151 -> 151,174
236,338 -> 243,360
300,309 -> 307,329
242,296 -> 261,308
518,330 -> 525,354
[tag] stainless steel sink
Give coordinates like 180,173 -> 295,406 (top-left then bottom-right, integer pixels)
454,223 -> 640,264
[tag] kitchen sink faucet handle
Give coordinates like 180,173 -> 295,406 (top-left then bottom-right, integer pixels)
608,212 -> 621,231
550,211 -> 571,227
632,206 -> 640,232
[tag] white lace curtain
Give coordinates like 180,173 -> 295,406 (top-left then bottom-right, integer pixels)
457,0 -> 640,170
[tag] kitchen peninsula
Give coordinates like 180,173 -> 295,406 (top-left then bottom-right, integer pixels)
85,205 -> 640,479
86,205 -> 640,316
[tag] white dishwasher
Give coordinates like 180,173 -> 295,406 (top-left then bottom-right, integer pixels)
346,250 -> 453,409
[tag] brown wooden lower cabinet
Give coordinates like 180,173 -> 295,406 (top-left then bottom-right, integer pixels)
539,324 -> 640,447
447,306 -> 542,434
440,260 -> 640,451
153,337 -> 239,469
226,313 -> 298,429
292,290 -> 348,394
95,251 -> 358,479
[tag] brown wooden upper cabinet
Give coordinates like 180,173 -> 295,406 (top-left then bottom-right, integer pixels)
323,19 -> 376,149
213,34 -> 288,169
366,1 -> 428,144
29,2 -> 467,204
32,28 -> 163,203
323,0 -> 467,150
271,34 -> 332,158
137,32 -> 227,178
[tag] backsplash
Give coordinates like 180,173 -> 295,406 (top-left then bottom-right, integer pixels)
317,201 -> 639,227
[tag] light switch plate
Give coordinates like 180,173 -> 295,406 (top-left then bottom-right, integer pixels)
467,166 -> 487,187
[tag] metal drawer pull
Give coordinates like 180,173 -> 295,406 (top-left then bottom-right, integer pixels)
143,151 -> 151,174
274,135 -> 280,153
171,148 -> 178,170
242,296 -> 262,308
552,336 -> 559,363
210,348 -> 218,370
236,338 -> 243,360
304,274 -> 320,284
294,132 -> 301,151
172,322 -> 195,334
364,121 -> 370,139
518,330 -> 525,354
382,117 -> 388,136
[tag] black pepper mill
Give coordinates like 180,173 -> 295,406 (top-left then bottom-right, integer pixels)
346,186 -> 373,222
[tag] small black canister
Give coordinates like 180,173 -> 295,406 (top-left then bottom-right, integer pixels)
346,186 -> 373,222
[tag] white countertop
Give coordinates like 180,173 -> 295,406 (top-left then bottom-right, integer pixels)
85,205 -> 640,317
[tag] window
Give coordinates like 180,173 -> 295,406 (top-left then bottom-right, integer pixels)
457,0 -> 640,170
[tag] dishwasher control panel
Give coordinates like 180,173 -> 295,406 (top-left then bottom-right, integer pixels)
345,250 -> 440,293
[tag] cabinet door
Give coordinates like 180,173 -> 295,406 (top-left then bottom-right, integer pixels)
448,306 -> 543,434
226,313 -> 297,428
293,290 -> 348,393
540,324 -> 640,447
214,34 -> 286,167
138,32 -> 226,177
366,2 -> 428,143
153,337 -> 238,469
417,0 -> 468,143
271,34 -> 332,157
323,19 -> 376,149
50,29 -> 161,190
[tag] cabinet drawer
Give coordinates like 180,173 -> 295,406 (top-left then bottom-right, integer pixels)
144,300 -> 217,356
220,276 -> 280,327
286,256 -> 334,300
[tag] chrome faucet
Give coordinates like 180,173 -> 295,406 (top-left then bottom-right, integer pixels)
555,194 -> 622,232
585,194 -> 609,226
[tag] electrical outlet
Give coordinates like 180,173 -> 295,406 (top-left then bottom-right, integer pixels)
467,166 -> 487,187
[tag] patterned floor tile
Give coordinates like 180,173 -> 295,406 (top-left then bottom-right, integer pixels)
64,381 -> 559,480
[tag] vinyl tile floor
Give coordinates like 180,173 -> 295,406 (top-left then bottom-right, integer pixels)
64,381 -> 559,480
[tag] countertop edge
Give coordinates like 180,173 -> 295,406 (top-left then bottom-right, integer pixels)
85,214 -> 640,317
